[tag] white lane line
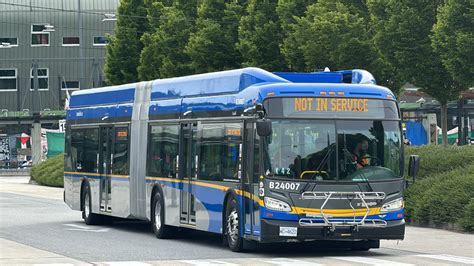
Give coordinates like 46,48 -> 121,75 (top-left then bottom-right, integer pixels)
416,254 -> 474,264
63,223 -> 110,232
33,264 -> 75,266
264,258 -> 324,266
101,262 -> 151,266
180,260 -> 238,266
328,256 -> 414,266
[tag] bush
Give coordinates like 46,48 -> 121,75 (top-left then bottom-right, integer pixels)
30,153 -> 64,187
404,146 -> 474,232
404,145 -> 474,179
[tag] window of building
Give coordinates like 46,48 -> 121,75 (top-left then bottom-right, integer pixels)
30,68 -> 49,90
31,24 -> 50,46
93,36 -> 108,46
0,37 -> 18,47
71,128 -> 99,173
199,123 -> 242,181
147,125 -> 179,178
61,80 -> 80,90
62,37 -> 80,46
0,69 -> 17,91
112,127 -> 129,175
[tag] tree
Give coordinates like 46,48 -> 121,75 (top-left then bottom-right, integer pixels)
276,0 -> 313,71
281,2 -> 371,71
432,0 -> 474,88
237,0 -> 286,71
138,2 -> 195,80
185,0 -> 244,73
369,0 -> 464,146
104,0 -> 147,85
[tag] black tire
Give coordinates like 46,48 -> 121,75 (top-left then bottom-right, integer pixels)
151,190 -> 173,239
82,183 -> 102,225
225,197 -> 244,252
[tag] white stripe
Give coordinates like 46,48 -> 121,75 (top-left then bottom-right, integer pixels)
328,256 -> 413,266
33,264 -> 74,266
102,262 -> 151,266
264,258 -> 323,266
416,254 -> 474,264
180,260 -> 238,266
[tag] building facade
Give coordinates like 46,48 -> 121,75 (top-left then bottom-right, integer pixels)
0,0 -> 118,112
0,0 -> 118,168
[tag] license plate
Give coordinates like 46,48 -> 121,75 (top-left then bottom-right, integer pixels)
279,226 -> 297,237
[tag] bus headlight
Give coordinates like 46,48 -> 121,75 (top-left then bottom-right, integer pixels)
380,198 -> 404,212
264,197 -> 291,212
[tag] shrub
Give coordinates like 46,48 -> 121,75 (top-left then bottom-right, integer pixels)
405,153 -> 474,231
404,145 -> 474,179
30,153 -> 64,187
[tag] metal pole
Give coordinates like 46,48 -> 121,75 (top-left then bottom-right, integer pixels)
458,99 -> 464,145
31,60 -> 42,165
78,0 -> 84,90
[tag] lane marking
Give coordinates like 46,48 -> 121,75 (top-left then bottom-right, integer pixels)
33,264 -> 75,266
63,223 -> 110,232
180,260 -> 238,266
416,254 -> 474,264
328,256 -> 414,265
101,262 -> 151,266
264,258 -> 323,266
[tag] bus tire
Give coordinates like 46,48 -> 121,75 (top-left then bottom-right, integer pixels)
152,190 -> 173,239
82,183 -> 101,225
225,197 -> 244,252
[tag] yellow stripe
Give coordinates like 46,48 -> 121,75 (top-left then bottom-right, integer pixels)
64,171 -> 129,179
236,189 -> 264,206
292,206 -> 381,217
64,171 -> 101,177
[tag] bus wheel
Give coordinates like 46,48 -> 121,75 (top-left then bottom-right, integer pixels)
82,183 -> 101,225
152,191 -> 173,239
225,197 -> 243,252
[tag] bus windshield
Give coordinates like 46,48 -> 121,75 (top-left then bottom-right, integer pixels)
262,119 -> 402,181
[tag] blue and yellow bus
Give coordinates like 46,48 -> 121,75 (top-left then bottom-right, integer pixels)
64,67 -> 407,251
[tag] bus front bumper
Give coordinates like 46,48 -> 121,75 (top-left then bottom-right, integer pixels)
259,218 -> 405,243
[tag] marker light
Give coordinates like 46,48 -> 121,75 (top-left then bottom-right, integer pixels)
380,198 -> 404,212
264,197 -> 291,212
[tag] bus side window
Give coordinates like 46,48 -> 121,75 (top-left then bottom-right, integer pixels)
147,125 -> 179,178
199,123 -> 242,182
113,127 -> 129,175
71,128 -> 98,173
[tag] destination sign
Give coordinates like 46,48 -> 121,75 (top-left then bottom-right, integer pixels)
294,98 -> 369,113
265,97 -> 399,119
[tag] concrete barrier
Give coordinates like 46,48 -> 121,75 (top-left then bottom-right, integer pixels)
0,168 -> 31,176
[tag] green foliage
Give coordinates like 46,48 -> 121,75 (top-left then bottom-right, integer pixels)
237,0 -> 286,71
185,0 -> 244,73
104,0 -> 147,85
30,154 -> 64,187
432,0 -> 474,88
138,2 -> 195,80
404,146 -> 474,232
404,145 -> 474,179
368,0 -> 462,104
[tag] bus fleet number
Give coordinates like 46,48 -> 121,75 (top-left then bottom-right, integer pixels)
269,181 -> 300,191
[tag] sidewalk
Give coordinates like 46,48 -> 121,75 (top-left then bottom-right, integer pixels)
0,238 -> 88,265
0,175 -> 63,200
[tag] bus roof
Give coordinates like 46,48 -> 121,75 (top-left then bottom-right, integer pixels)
67,68 -> 396,121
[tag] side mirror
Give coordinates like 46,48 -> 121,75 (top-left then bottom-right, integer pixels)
256,119 -> 272,137
408,155 -> 420,182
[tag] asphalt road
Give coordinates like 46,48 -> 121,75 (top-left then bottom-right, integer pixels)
0,176 -> 473,265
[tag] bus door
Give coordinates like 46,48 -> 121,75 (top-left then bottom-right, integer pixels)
243,121 -> 260,236
99,126 -> 113,212
179,122 -> 197,225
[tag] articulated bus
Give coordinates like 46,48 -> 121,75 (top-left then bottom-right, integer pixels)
64,68 -> 406,251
